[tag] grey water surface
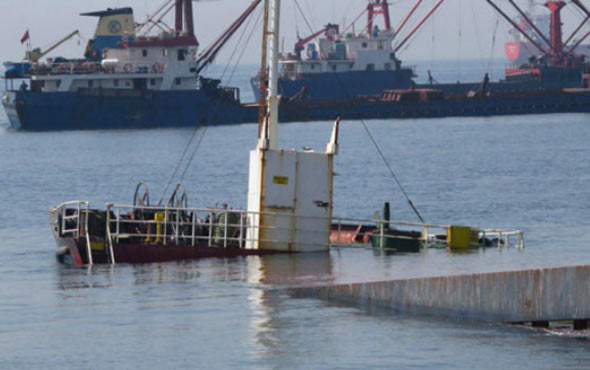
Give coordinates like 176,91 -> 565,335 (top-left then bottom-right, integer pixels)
1,64 -> 590,369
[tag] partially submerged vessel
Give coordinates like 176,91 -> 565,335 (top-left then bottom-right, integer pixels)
48,0 -> 341,264
48,1 -> 524,266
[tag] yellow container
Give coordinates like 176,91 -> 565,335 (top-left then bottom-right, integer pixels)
447,225 -> 479,249
146,212 -> 165,243
154,212 -> 165,243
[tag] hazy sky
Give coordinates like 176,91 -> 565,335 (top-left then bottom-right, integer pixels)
0,0 -> 588,67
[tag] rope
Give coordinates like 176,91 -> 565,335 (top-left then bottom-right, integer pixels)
219,5 -> 261,84
303,0 -> 317,31
469,0 -> 485,67
225,8 -> 264,86
158,126 -> 202,205
293,0 -> 315,35
179,126 -> 208,182
158,1 -> 262,205
488,15 -> 500,76
457,0 -> 462,82
329,72 -> 426,224
358,118 -> 426,224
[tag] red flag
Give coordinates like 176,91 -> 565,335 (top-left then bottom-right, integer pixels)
20,30 -> 29,44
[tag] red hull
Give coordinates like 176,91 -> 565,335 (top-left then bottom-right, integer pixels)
59,238 -> 287,265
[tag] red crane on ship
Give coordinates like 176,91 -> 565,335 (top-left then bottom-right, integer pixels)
485,0 -> 590,69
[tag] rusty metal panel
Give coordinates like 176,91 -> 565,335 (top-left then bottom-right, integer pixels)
288,265 -> 590,322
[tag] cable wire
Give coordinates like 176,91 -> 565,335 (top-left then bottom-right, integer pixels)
158,3 -> 262,204
329,72 -> 426,224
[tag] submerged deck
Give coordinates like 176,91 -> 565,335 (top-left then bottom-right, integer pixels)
50,200 -> 523,265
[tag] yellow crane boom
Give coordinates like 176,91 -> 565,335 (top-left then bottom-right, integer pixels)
26,30 -> 80,62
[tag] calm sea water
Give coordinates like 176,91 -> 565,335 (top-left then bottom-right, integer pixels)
1,63 -> 590,369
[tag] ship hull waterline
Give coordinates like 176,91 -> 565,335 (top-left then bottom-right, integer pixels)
55,236 -> 291,265
3,88 -> 590,131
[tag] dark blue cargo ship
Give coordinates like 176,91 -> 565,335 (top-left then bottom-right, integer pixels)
2,0 -> 590,131
2,1 -> 258,130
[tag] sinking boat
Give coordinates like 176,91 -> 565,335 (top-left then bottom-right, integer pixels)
48,0 -> 525,265
48,0 -> 341,264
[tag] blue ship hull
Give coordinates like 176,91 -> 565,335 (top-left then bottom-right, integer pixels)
251,69 -> 414,102
2,88 -> 258,130
277,89 -> 590,121
3,85 -> 589,131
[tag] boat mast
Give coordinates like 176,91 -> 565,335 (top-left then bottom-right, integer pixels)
546,1 -> 566,65
267,0 -> 281,150
257,0 -> 269,139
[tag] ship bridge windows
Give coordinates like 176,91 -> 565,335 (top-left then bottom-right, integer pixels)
177,49 -> 187,61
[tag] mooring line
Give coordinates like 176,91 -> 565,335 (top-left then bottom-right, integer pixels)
330,71 -> 426,224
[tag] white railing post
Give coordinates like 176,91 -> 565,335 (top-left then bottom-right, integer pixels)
379,220 -> 384,249
76,202 -> 81,238
223,211 -> 228,248
191,211 -> 196,247
208,210 -> 213,247
106,204 -> 116,264
239,211 -> 244,249
116,207 -> 121,243
164,208 -> 168,246
175,207 -> 180,245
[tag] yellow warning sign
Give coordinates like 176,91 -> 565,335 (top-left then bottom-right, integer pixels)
273,176 -> 289,185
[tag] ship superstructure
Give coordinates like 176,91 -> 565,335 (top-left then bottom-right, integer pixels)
2,1 -> 256,130
251,0 -> 414,101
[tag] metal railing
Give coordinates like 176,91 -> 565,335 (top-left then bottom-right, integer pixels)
26,61 -> 169,76
53,200 -> 93,264
52,201 -> 525,265
330,217 -> 525,250
103,203 -> 330,250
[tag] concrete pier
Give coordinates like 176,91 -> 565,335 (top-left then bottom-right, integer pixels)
288,265 -> 590,323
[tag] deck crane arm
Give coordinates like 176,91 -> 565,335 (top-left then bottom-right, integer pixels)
26,30 -> 80,62
196,0 -> 262,74
294,24 -> 339,59
483,0 -> 547,55
565,0 -> 590,52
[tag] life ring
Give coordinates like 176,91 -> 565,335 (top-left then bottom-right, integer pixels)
152,63 -> 162,73
123,63 -> 133,73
